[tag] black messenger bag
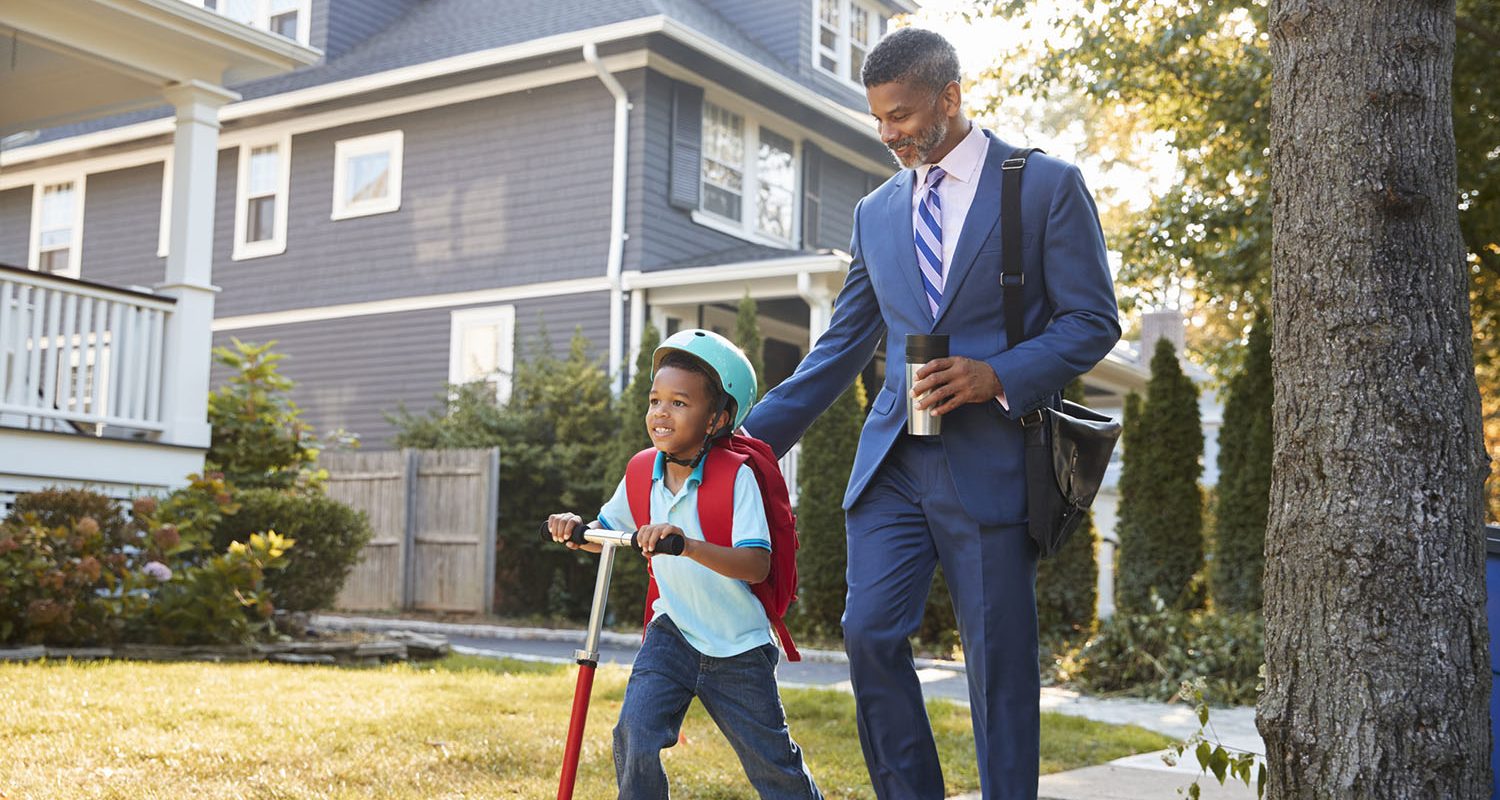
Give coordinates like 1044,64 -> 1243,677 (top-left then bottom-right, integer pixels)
1000,148 -> 1123,559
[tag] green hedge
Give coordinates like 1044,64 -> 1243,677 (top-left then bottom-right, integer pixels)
1064,602 -> 1263,706
211,488 -> 372,612
1115,338 -> 1205,613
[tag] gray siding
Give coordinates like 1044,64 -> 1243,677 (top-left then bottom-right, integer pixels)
816,153 -> 874,250
212,77 -> 615,318
699,0 -> 805,70
0,188 -> 30,267
212,291 -> 611,449
318,0 -> 419,60
81,163 -> 166,290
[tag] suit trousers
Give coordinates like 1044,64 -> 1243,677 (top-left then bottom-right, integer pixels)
842,433 -> 1041,800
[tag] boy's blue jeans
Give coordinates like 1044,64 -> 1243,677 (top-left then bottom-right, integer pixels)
613,615 -> 822,799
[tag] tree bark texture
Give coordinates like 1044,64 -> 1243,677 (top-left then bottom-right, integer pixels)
1262,1 -> 1492,797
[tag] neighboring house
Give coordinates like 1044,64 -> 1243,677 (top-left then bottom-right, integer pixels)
0,0 -> 318,512
0,0 -> 1219,614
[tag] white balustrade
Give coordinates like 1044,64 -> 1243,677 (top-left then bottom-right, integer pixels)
779,442 -> 800,508
0,268 -> 175,435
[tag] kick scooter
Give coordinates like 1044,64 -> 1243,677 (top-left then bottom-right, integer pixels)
541,519 -> 685,800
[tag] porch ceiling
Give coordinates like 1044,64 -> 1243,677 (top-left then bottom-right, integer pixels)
0,0 -> 319,136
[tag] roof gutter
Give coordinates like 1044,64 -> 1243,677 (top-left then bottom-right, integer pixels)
583,41 -> 630,392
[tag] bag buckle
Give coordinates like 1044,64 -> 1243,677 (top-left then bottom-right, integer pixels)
1020,409 -> 1046,428
1001,274 -> 1025,287
1001,157 -> 1028,170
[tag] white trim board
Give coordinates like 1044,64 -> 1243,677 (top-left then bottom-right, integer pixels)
0,54 -> 648,192
1,17 -> 883,171
621,252 -> 850,291
212,276 -> 613,331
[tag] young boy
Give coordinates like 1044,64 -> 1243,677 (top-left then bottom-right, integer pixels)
547,329 -> 822,800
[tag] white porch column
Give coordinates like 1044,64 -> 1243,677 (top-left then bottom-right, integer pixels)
798,272 -> 833,349
156,80 -> 239,449
627,288 -> 646,381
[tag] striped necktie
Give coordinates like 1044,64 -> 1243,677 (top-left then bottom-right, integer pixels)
914,166 -> 947,317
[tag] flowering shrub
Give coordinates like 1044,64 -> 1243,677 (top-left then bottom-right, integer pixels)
0,478 -> 290,647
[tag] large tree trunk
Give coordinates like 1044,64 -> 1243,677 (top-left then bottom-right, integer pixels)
1261,2 -> 1492,797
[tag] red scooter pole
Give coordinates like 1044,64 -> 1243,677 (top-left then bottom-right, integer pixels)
545,521 -> 685,800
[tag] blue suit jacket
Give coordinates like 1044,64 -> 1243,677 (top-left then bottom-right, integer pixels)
742,130 -> 1122,526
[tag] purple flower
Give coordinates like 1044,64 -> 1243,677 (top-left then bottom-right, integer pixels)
142,561 -> 173,582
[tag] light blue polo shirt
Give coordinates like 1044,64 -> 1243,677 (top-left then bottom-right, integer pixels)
598,451 -> 773,657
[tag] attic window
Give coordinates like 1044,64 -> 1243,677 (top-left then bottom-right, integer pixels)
184,0 -> 311,45
813,0 -> 885,88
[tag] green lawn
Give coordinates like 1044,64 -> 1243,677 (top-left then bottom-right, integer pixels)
0,655 -> 1171,799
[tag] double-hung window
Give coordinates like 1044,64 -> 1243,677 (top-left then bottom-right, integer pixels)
450,305 -> 517,406
187,0 -> 311,45
233,136 -> 291,260
814,0 -> 885,87
30,178 -> 84,278
697,101 -> 798,247
332,131 -> 403,220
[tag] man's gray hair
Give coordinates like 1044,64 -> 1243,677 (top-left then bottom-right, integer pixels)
860,27 -> 960,95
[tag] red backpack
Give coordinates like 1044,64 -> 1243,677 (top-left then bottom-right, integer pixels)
624,434 -> 801,661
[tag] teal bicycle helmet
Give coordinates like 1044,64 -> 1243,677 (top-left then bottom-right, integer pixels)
652,329 -> 758,466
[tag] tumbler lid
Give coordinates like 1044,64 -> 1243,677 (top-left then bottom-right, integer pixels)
905,333 -> 949,363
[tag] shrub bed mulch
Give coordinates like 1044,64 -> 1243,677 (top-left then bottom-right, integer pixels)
0,629 -> 449,666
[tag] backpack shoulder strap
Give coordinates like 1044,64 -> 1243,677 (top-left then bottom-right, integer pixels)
624,448 -> 657,529
698,445 -> 745,548
1001,147 -> 1042,350
625,448 -> 660,636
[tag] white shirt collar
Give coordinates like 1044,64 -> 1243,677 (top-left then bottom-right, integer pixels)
916,123 -> 986,187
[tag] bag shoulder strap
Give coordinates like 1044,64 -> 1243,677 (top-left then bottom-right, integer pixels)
698,446 -> 746,548
1002,147 -> 1043,350
624,448 -> 657,529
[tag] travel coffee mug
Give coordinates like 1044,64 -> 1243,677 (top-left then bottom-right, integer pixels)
905,333 -> 949,437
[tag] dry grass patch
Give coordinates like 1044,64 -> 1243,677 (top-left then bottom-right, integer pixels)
0,655 -> 1170,799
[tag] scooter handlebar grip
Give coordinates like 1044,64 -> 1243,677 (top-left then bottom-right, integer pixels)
540,519 -> 591,547
634,531 -> 686,556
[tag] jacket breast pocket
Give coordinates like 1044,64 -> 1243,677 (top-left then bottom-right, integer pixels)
872,387 -> 896,415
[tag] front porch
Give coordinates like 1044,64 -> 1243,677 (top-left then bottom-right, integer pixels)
0,0 -> 319,511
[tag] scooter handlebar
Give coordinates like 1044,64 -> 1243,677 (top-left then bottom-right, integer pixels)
540,520 -> 686,556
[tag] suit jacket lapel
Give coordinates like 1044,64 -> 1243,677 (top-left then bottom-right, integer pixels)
883,169 -> 928,318
931,132 -> 1008,328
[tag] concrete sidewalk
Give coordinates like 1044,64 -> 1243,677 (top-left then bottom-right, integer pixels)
315,614 -> 1261,799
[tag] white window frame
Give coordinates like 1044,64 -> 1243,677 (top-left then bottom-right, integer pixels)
811,0 -> 884,89
232,134 -> 292,261
28,174 -> 86,279
180,0 -> 312,46
331,130 -> 404,220
449,305 -> 517,406
692,95 -> 801,250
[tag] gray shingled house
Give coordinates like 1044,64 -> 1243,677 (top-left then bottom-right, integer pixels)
4,0 -> 919,458
5,2 -> 1192,619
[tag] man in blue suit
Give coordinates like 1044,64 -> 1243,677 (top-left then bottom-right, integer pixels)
741,28 -> 1121,800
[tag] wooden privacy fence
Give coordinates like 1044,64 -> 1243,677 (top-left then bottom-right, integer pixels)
321,448 -> 498,614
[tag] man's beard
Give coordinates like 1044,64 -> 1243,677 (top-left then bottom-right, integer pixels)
887,117 -> 949,169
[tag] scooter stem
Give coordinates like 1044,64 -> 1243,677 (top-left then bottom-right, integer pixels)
557,541 -> 618,799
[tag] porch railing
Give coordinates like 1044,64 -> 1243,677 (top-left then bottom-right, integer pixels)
779,443 -> 800,508
0,266 -> 175,436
